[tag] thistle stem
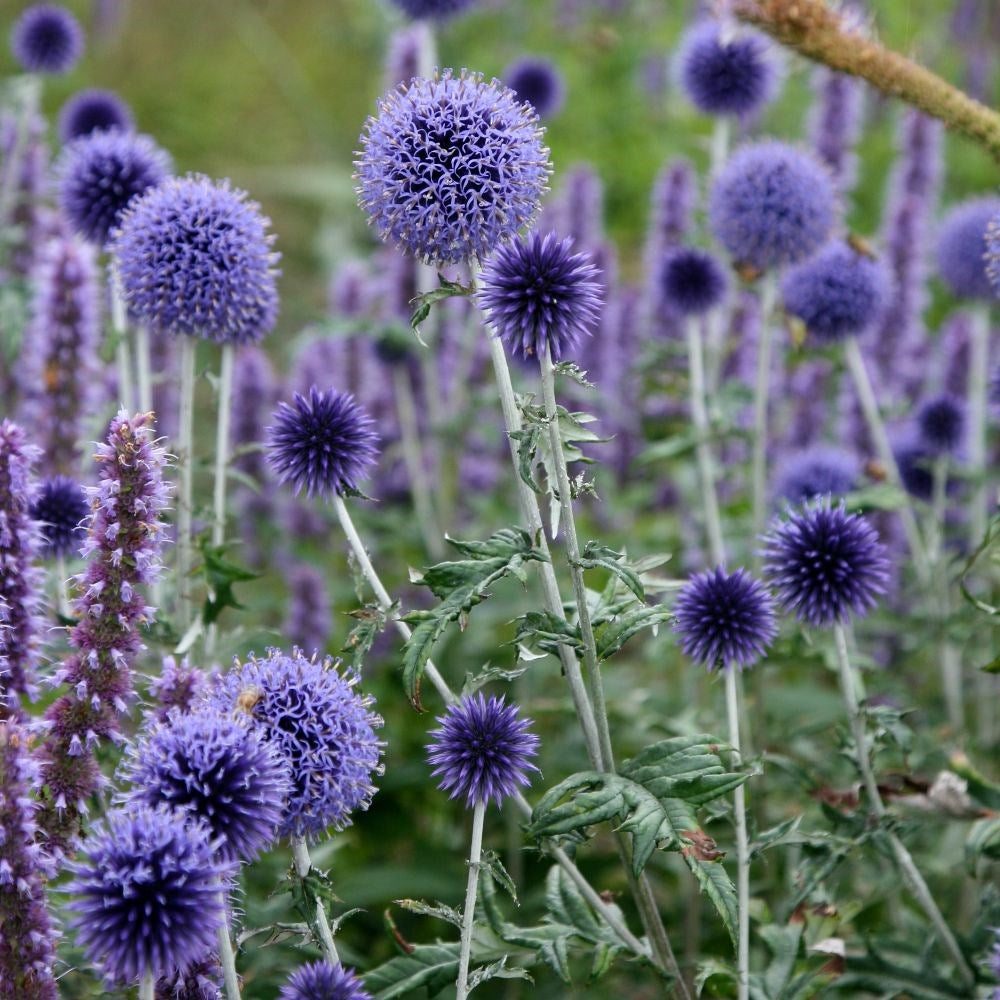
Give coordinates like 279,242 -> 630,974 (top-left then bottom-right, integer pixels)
968,305 -> 991,550
139,970 -> 155,1000
176,335 -> 197,628
291,836 -> 340,965
55,553 -> 70,618
710,117 -> 731,178
750,273 -> 778,552
135,325 -> 153,419
725,668 -> 750,1000
217,888 -> 241,1000
456,801 -> 486,1000
213,344 -> 235,549
832,624 -> 975,987
110,264 -> 135,414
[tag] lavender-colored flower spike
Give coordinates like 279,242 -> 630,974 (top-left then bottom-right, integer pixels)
280,961 -> 372,1000
428,693 -> 540,808
356,71 -> 550,266
808,67 -> 864,194
389,0 -> 477,20
936,197 -> 1000,300
0,422 -> 44,711
383,23 -> 428,89
1,108 -> 52,279
0,722 -> 59,999
38,412 -> 169,851
148,655 -> 207,722
10,4 -> 83,74
284,562 -> 332,658
58,88 -> 133,142
561,164 -> 605,251
30,476 -> 88,559
113,174 -> 280,344
505,57 -> 565,118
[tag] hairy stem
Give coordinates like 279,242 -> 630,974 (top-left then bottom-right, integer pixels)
725,669 -> 750,1000
213,344 -> 234,549
176,336 -> 197,628
750,274 -> 778,554
139,970 -> 155,1000
291,836 -> 341,966
217,887 -> 242,1000
456,801 -> 486,1000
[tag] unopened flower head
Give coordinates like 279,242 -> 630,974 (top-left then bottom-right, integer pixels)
936,197 -> 1000,300
58,88 -> 133,143
30,475 -> 88,559
10,4 -> 83,74
504,57 -> 565,118
915,393 -> 966,455
658,246 -> 728,317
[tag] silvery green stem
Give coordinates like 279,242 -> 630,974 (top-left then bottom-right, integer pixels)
176,336 -> 197,628
292,836 -> 340,965
710,116 -> 731,178
832,624 -> 975,987
750,273 -> 778,550
456,801 -> 485,1000
213,344 -> 234,549
0,75 -> 39,237
110,266 -> 135,414
139,970 -> 155,1000
55,553 -> 70,618
968,305 -> 990,549
725,668 -> 750,1000
135,325 -> 153,418
217,887 -> 241,1000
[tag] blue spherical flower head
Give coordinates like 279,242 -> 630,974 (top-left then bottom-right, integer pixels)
762,501 -> 890,627
112,174 -> 280,344
58,88 -> 133,143
658,246 -> 729,317
10,4 -> 83,74
774,446 -> 859,505
389,0 -> 477,19
673,567 -> 776,671
206,650 -> 384,840
893,439 -> 935,501
781,241 -> 889,342
267,387 -> 379,498
427,693 -> 539,809
916,394 -> 966,455
280,960 -> 372,1000
357,71 -> 550,266
124,709 -> 292,863
709,141 -> 836,272
675,20 -> 777,117
937,197 -> 1000,300
67,805 -> 228,984
986,210 -> 1000,297
479,231 -> 602,362
30,475 -> 88,559
504,57 -> 565,118
58,129 -> 171,246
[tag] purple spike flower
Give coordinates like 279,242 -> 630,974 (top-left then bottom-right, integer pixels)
916,394 -> 966,455
646,157 -> 697,256
936,198 -> 1000,301
762,501 -> 890,626
561,165 -> 605,251
284,562 -> 332,658
673,567 -> 777,671
10,4 -> 83,74
774,446 -> 859,505
58,88 -> 133,143
279,960 -> 372,1000
356,71 -> 550,265
389,0 -> 477,20
205,649 -> 384,840
657,246 -> 728,317
504,57 -> 565,118
808,68 -> 863,194
427,693 -> 540,809
0,107 -> 51,278
148,656 -> 207,722
30,475 -> 88,559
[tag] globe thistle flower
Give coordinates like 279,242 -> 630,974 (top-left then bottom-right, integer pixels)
148,656 -> 207,722
774,446 -> 859,505
674,20 -> 778,118
782,241 -> 889,342
673,567 -> 777,671
10,4 -> 83,74
30,476 -> 88,559
504,57 -> 565,118
267,388 -> 380,498
279,960 -> 372,1000
356,71 -> 550,266
284,562 -> 332,658
388,0 -> 477,20
936,197 -> 1000,300
58,129 -> 171,246
657,246 -> 728,317
427,693 -> 540,809
154,959 -> 222,1000
125,710 -> 291,863
986,211 -> 1000,297
58,88 -> 133,143
67,805 -> 227,985
893,439 -> 935,501
762,501 -> 890,627
478,231 -> 603,362
205,650 -> 383,839
916,394 -> 966,455
708,141 -> 836,272
112,173 -> 280,344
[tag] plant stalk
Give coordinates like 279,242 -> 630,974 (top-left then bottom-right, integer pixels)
139,970 -> 155,1000
456,801 -> 486,1000
725,668 -> 750,1000
176,336 -> 197,628
291,836 -> 340,965
213,344 -> 235,549
750,273 -> 778,552
217,887 -> 241,1000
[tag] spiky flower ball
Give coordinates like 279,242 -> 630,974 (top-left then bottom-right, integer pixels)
936,197 -> 1000,300
479,231 -> 602,361
657,246 -> 729,316
112,174 -> 280,344
58,129 -> 170,246
916,394 -> 966,455
774,446 -> 859,505
762,501 -> 890,627
893,439 -> 935,501
357,71 -> 550,265
504,57 -> 565,118
67,805 -> 228,985
708,141 -> 835,271
205,650 -> 383,839
389,0 -> 476,19
125,710 -> 291,863
267,387 -> 379,498
782,241 -> 889,341
986,210 -> 1000,297
30,475 -> 88,559
673,567 -> 777,671
279,960 -> 372,1000
674,20 -> 777,117
10,4 -> 83,74
427,693 -> 539,809
58,88 -> 133,143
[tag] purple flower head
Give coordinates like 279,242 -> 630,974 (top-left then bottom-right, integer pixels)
762,501 -> 890,626
504,57 -> 565,118
936,197 -> 1000,300
916,393 -> 966,455
479,231 -> 602,362
708,141 -> 836,272
389,0 -> 476,20
675,20 -> 778,117
155,959 -> 222,1000
427,693 -> 539,808
148,656 -> 207,722
673,567 -> 776,671
267,388 -> 380,498
774,446 -> 859,505
205,650 -> 384,839
125,709 -> 291,863
279,960 -> 372,1000
782,241 -> 889,342
67,805 -> 227,985
356,71 -> 550,265
10,4 -> 83,74
893,439 -> 935,501
30,475 -> 88,559
657,246 -> 728,317
986,211 -> 1000,297
58,129 -> 171,246
58,88 -> 133,143
113,174 -> 280,344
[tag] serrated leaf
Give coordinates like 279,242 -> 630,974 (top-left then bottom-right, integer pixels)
966,816 -> 1000,869
410,274 -> 475,341
553,360 -> 595,388
687,857 -> 739,949
363,942 -> 460,999
479,849 -> 519,905
512,610 -> 584,658
949,752 -> 1000,810
462,662 -> 530,695
197,537 -> 260,626
341,603 -> 388,670
760,923 -> 804,998
578,541 -> 645,603
593,604 -> 674,660
394,898 -> 463,928
466,957 -> 532,993
509,425 -> 544,493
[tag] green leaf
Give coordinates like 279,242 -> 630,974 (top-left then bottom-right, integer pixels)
760,923 -> 804,998
966,816 -> 1000,869
553,360 -> 595,388
466,957 -> 532,993
363,942 -> 460,999
578,541 -> 645,603
197,537 -> 260,626
341,603 -> 388,670
686,854 -> 739,950
479,849 -> 519,905
509,425 -> 545,493
593,604 -> 674,660
394,898 -> 463,928
410,274 -> 475,342
511,610 -> 584,658
462,661 -> 530,695
949,752 -> 1000,810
